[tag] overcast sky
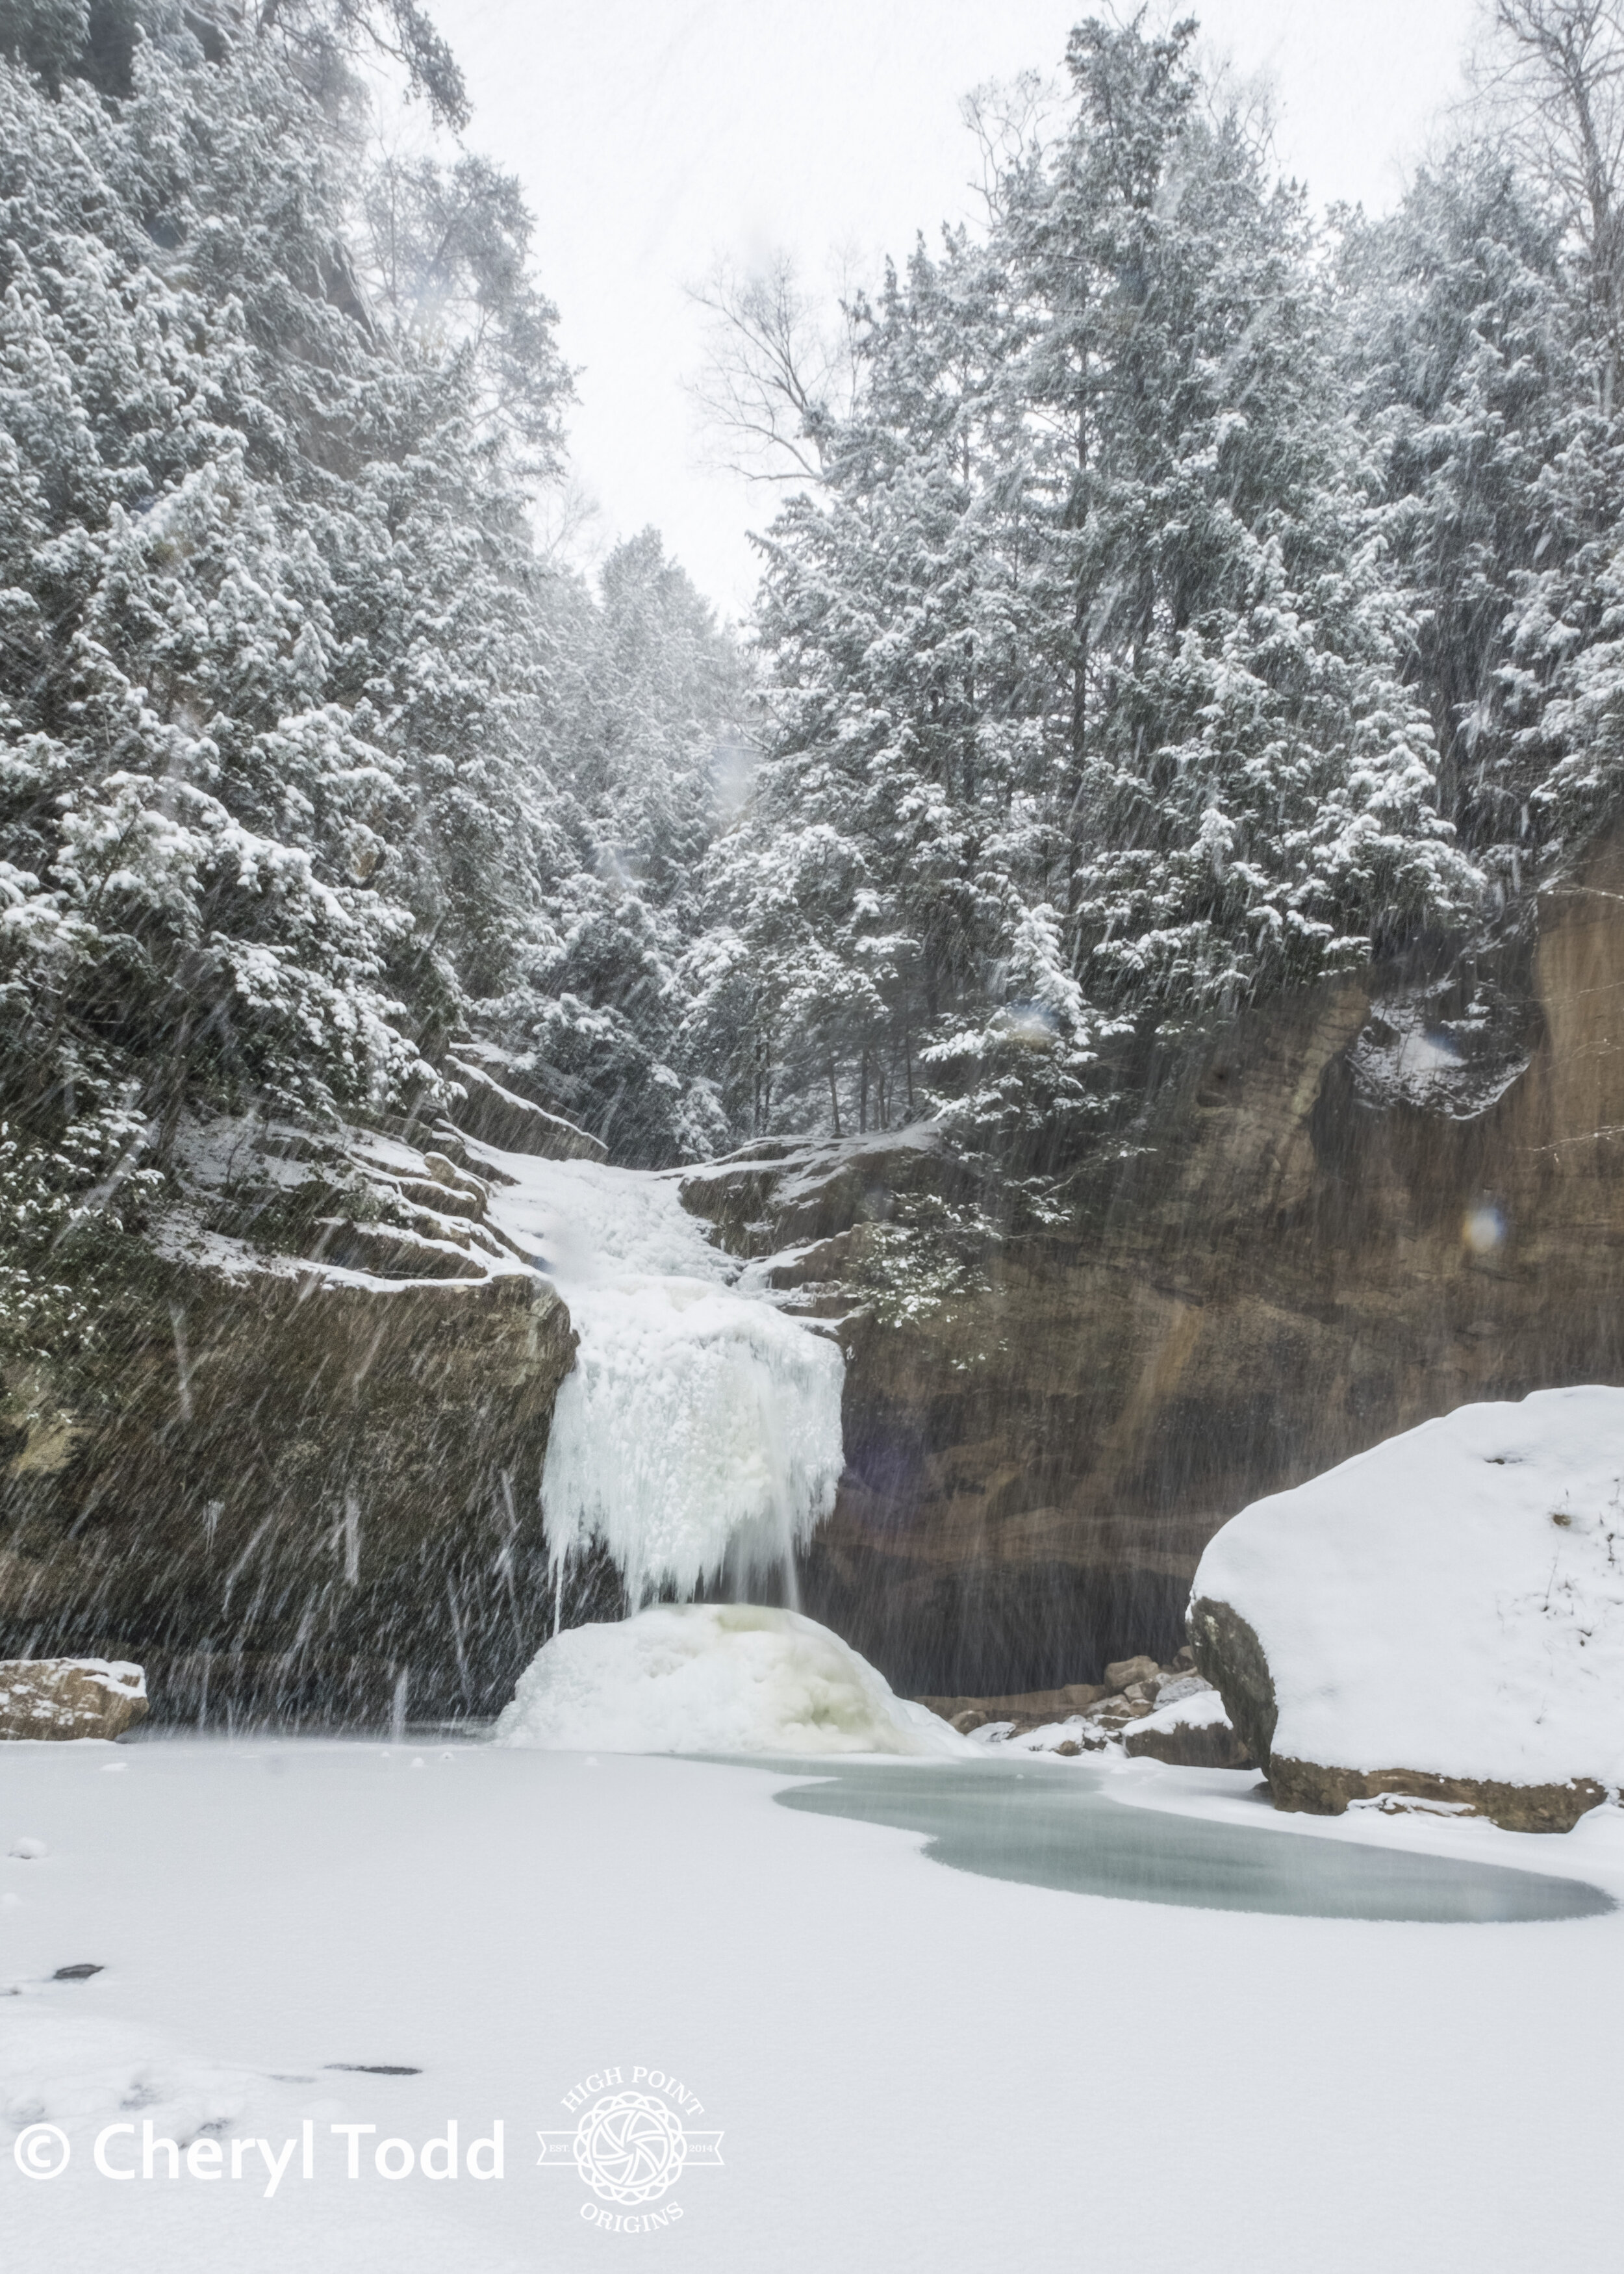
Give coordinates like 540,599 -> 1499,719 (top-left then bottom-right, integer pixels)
432,1 -> 1481,615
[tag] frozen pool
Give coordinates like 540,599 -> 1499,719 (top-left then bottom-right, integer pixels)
771,1756 -> 1613,1923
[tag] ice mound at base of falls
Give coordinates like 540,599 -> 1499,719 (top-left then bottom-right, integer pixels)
494,1603 -> 976,1757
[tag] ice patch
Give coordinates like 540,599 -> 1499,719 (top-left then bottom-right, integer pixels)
479,1149 -> 846,1602
494,1603 -> 974,1757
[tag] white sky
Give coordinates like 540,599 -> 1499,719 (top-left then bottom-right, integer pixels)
432,1 -> 1480,615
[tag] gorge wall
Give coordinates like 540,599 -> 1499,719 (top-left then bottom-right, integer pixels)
7,837 -> 1624,1718
683,828 -> 1624,1697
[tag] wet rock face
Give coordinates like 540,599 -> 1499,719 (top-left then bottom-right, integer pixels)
0,1658 -> 147,1741
0,1118 -> 581,1725
685,825 -> 1624,1701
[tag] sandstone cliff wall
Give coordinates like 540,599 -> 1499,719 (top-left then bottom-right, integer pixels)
685,832 -> 1624,1696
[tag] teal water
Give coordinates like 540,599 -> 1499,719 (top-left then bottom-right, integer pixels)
771,1759 -> 1612,1923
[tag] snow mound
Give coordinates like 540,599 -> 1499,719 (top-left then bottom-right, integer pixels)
1192,1386 -> 1624,1791
494,1603 -> 974,1757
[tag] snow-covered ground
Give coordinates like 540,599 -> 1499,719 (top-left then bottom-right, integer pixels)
476,1147 -> 845,1601
3,1734 -> 1620,2273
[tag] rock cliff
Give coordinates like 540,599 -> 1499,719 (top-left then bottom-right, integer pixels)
11,829 -> 1624,1722
0,1112 -> 580,1721
682,828 -> 1624,1698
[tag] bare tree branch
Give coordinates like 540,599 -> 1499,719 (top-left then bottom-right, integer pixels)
687,255 -> 865,486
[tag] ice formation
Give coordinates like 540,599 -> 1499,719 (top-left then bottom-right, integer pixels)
494,1602 -> 973,1756
1192,1386 -> 1624,1788
479,1150 -> 846,1602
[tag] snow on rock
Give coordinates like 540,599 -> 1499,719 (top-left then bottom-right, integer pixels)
1121,1685 -> 1254,1770
1190,1386 -> 1624,1826
494,1603 -> 974,1757
0,1660 -> 147,1742
481,1149 -> 846,1600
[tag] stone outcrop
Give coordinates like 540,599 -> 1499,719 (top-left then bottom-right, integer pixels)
1186,1601 -> 1278,1772
445,1046 -> 607,1162
683,826 -> 1624,1702
0,1657 -> 147,1740
0,1114 -> 579,1724
1263,1759 -> 1606,1835
1187,1390 -> 1624,1831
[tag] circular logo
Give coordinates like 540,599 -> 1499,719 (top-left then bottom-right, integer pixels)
572,2093 -> 687,2204
13,2123 -> 71,2180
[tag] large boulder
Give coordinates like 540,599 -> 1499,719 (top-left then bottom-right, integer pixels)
1190,1388 -> 1624,1830
0,1659 -> 147,1740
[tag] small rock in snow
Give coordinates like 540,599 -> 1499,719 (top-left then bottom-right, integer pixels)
53,1962 -> 104,1981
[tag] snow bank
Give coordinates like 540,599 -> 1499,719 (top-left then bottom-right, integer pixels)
494,1603 -> 973,1757
481,1149 -> 846,1600
1192,1386 -> 1624,1790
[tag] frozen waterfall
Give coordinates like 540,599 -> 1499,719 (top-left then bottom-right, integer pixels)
476,1147 -> 845,1606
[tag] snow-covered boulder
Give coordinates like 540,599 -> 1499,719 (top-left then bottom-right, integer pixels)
1121,1683 -> 1253,1769
0,1659 -> 147,1741
494,1603 -> 974,1757
1189,1388 -> 1624,1830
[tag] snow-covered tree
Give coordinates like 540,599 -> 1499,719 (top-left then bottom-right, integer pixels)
701,14 -> 1477,1156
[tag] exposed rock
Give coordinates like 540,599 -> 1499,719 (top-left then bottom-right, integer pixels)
679,824 -> 1624,1701
918,1683 -> 1106,1724
445,1058 -> 606,1162
1187,1601 -> 1278,1772
1152,1672 -> 1212,1710
1265,1759 -> 1606,1835
53,1963 -> 104,1981
1105,1655 -> 1161,1693
0,1115 -> 581,1723
0,1659 -> 147,1741
1123,1688 -> 1254,1770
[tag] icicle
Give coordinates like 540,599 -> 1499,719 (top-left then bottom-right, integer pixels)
487,1153 -> 846,1610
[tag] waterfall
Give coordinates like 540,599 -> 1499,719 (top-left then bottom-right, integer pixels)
481,1150 -> 845,1609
